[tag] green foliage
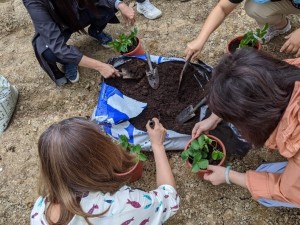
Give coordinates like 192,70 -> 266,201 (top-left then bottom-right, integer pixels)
108,27 -> 138,53
181,134 -> 224,173
119,134 -> 147,162
238,23 -> 269,48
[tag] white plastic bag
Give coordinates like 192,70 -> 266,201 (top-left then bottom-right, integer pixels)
0,76 -> 18,134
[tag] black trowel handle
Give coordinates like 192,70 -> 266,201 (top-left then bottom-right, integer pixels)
192,97 -> 207,113
149,120 -> 155,129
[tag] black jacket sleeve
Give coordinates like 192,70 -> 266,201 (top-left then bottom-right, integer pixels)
23,0 -> 83,65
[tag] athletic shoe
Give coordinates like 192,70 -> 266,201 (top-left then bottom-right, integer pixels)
137,0 -> 162,20
263,18 -> 291,43
64,64 -> 80,83
88,28 -> 113,48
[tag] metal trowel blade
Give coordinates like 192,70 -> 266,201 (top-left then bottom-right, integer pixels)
146,68 -> 159,89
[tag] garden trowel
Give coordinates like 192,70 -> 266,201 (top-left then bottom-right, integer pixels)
145,52 -> 159,89
177,55 -> 192,95
175,97 -> 207,124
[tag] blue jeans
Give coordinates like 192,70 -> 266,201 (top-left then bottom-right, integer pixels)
256,162 -> 300,208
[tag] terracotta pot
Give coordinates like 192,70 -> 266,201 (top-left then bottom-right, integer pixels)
116,160 -> 143,182
226,35 -> 262,54
123,37 -> 145,56
184,134 -> 226,179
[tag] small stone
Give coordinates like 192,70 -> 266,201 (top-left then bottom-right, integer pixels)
91,80 -> 96,86
28,120 -> 31,125
20,106 -> 24,110
209,52 -> 214,58
85,83 -> 90,89
223,208 -> 233,220
0,168 -> 2,172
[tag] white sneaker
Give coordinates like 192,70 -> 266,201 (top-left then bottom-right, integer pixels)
264,18 -> 291,43
137,0 -> 162,20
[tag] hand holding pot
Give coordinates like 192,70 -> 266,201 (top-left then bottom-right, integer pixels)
203,165 -> 226,185
146,118 -> 166,148
192,113 -> 222,138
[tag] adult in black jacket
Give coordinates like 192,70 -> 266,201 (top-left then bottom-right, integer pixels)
23,0 -> 135,86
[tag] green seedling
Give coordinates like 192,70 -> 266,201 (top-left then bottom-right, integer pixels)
119,134 -> 147,162
181,134 -> 224,173
108,27 -> 138,53
239,23 -> 269,48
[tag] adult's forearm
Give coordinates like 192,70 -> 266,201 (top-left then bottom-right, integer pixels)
229,170 -> 247,188
79,55 -> 105,71
152,144 -> 176,188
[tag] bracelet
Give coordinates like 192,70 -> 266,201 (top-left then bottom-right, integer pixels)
225,166 -> 231,184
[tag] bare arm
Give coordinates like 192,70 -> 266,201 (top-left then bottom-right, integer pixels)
192,113 -> 222,138
185,0 -> 238,59
79,55 -> 120,78
146,118 -> 176,188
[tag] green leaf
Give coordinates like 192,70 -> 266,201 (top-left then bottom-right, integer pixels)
202,152 -> 208,159
212,150 -> 224,160
181,150 -> 190,161
197,135 -> 205,149
190,140 -> 200,150
138,152 -> 147,161
199,159 -> 209,169
191,162 -> 201,173
132,144 -> 142,153
193,152 -> 202,162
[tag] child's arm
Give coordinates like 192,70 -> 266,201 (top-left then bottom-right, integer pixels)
146,118 -> 176,188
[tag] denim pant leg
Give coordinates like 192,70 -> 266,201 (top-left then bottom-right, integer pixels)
42,49 -> 65,79
89,8 -> 118,33
256,162 -> 300,208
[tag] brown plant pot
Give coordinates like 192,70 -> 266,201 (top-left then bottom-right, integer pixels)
184,134 -> 226,179
116,160 -> 143,182
226,35 -> 262,54
123,37 -> 145,56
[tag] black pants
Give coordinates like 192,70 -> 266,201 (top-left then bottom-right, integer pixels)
136,0 -> 146,3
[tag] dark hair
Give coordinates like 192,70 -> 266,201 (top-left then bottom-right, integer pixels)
207,48 -> 300,147
38,117 -> 136,224
50,0 -> 97,32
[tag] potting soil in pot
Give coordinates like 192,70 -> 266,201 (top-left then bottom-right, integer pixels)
104,58 -> 208,134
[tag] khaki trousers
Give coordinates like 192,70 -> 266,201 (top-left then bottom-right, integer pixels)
244,0 -> 300,27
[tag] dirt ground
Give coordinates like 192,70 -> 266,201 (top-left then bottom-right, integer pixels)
1,0 -> 300,224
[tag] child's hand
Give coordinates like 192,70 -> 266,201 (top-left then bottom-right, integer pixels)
146,118 -> 166,148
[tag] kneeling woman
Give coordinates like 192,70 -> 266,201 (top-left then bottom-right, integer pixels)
31,117 -> 179,224
194,48 -> 300,208
23,0 -> 135,86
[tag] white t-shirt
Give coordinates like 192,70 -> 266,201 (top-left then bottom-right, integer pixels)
30,185 -> 179,225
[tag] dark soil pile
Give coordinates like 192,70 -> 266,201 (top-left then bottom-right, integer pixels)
105,58 -> 209,134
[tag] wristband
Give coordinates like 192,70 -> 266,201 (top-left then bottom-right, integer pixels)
225,166 -> 231,184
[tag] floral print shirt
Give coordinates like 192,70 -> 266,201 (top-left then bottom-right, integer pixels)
30,185 -> 179,225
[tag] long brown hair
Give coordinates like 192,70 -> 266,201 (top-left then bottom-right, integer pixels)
38,117 -> 136,224
207,48 -> 300,147
50,0 -> 97,32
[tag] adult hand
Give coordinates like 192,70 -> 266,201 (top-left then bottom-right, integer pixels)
96,63 -> 120,78
118,3 -> 135,26
203,165 -> 226,185
280,28 -> 300,57
185,38 -> 204,60
146,118 -> 166,148
192,113 -> 221,138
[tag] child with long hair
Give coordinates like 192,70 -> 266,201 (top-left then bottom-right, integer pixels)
192,48 -> 300,208
30,117 -> 179,224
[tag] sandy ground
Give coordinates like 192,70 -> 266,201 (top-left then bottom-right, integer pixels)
1,0 -> 300,224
